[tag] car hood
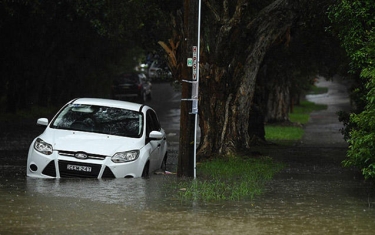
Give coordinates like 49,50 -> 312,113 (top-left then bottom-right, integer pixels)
40,129 -> 144,155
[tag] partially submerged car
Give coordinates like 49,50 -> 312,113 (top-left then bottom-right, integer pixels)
27,98 -> 167,179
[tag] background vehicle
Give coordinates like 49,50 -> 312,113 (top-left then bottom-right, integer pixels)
111,73 -> 152,103
27,98 -> 168,179
148,60 -> 172,81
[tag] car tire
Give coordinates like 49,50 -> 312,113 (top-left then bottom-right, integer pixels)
142,162 -> 150,178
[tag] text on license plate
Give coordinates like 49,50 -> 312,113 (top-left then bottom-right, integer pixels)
67,164 -> 92,172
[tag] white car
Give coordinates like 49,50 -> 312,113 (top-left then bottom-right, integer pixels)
27,98 -> 168,179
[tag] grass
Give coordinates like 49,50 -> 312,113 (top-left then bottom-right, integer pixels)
265,125 -> 304,141
176,156 -> 284,201
265,100 -> 327,142
290,100 -> 327,124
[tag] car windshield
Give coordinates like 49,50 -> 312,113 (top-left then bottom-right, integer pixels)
50,104 -> 143,138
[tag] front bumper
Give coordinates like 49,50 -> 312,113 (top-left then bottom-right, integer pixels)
27,148 -> 144,179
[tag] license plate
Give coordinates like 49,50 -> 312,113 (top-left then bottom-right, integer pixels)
67,164 -> 92,172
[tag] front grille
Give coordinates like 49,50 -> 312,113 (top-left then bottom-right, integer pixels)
58,160 -> 101,178
42,160 -> 56,177
58,151 -> 106,160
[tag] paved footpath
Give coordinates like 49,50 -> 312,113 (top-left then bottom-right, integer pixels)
302,76 -> 351,147
247,77 -> 375,235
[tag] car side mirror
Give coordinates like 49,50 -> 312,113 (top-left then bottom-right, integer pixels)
37,118 -> 49,126
149,130 -> 163,140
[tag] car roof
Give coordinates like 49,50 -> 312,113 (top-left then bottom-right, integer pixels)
69,98 -> 148,112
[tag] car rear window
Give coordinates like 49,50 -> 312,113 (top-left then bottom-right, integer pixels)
114,74 -> 138,84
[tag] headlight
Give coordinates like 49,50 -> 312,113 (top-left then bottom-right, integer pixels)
111,150 -> 139,163
34,138 -> 53,155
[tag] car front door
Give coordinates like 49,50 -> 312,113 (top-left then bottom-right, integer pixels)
146,110 -> 164,172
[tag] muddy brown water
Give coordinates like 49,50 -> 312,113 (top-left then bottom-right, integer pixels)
1,79 -> 375,234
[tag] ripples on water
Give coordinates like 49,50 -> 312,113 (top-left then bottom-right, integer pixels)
1,174 -> 375,235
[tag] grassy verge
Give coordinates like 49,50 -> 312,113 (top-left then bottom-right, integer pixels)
265,125 -> 304,141
176,156 -> 284,201
290,100 -> 327,123
176,89 -> 328,202
265,100 -> 327,143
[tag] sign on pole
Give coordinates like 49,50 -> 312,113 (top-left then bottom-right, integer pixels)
192,46 -> 197,80
187,58 -> 193,67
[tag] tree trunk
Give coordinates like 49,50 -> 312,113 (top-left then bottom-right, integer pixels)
197,0 -> 301,158
266,78 -> 290,123
248,103 -> 266,142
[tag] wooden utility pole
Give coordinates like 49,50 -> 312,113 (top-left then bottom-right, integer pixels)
177,0 -> 198,177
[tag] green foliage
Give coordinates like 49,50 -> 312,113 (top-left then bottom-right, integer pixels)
176,156 -> 284,201
328,0 -> 375,71
329,0 -> 375,179
345,77 -> 375,179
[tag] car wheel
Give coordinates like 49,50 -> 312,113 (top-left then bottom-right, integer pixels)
142,162 -> 150,178
161,153 -> 168,171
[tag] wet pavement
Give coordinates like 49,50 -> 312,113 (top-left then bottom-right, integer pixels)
1,79 -> 375,234
251,77 -> 375,234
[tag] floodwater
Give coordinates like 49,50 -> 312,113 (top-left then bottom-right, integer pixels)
1,168 -> 375,235
1,80 -> 375,234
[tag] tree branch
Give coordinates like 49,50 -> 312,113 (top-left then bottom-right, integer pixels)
203,0 -> 221,23
223,0 -> 229,21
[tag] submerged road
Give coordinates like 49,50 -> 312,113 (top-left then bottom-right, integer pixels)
1,80 -> 375,234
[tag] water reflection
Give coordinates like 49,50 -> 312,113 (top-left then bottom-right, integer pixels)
0,174 -> 374,235
27,178 -> 149,207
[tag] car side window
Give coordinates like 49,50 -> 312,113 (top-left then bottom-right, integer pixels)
146,112 -> 153,137
151,111 -> 161,131
146,110 -> 161,137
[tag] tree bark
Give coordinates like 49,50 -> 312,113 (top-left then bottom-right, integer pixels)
266,77 -> 291,122
197,0 -> 300,158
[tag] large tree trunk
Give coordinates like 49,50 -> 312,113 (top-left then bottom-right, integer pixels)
197,0 -> 301,158
266,78 -> 291,123
265,68 -> 290,123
